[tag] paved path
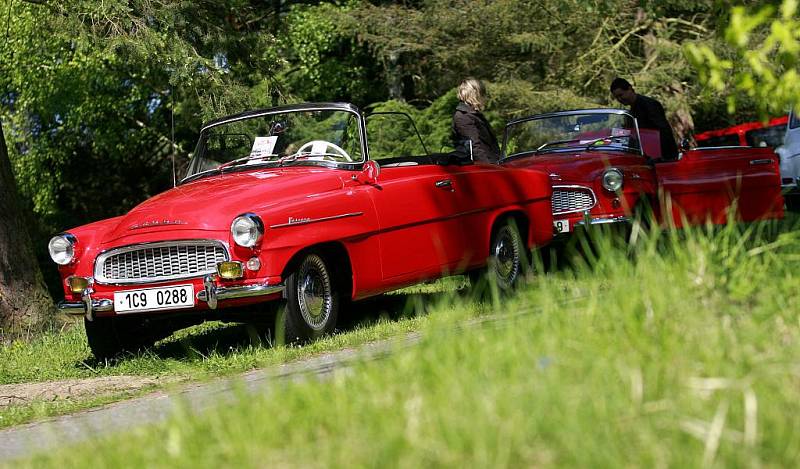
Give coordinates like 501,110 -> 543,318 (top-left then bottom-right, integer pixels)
0,333 -> 421,464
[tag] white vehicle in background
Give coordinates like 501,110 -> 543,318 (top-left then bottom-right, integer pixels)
778,111 -> 800,209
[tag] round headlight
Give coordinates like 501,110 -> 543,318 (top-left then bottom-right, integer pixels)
602,168 -> 623,192
231,214 -> 264,248
48,234 -> 76,265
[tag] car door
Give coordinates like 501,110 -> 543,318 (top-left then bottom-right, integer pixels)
655,147 -> 782,226
366,164 -> 468,282
436,162 -> 523,271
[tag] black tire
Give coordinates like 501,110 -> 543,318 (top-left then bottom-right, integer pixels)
786,194 -> 800,212
84,316 -> 155,361
281,253 -> 340,342
477,218 -> 524,293
491,219 -> 524,290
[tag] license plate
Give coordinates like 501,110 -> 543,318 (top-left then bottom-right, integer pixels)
114,284 -> 194,313
553,219 -> 571,234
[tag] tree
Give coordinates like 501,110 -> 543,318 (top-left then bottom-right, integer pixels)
0,0 -> 291,337
335,0 -> 734,138
0,119 -> 54,339
685,0 -> 800,119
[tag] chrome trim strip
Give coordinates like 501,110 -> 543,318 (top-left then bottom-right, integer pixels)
269,212 -> 364,229
196,276 -> 285,310
201,103 -> 360,133
94,239 -> 231,285
551,185 -> 598,216
506,108 -> 634,126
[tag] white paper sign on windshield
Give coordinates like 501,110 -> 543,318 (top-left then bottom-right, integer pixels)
250,136 -> 278,158
310,141 -> 329,155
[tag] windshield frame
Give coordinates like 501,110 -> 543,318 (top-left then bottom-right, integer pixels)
501,108 -> 644,161
181,103 -> 368,185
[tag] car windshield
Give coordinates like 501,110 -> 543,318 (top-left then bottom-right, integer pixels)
746,124 -> 786,148
185,108 -> 363,180
503,111 -> 641,159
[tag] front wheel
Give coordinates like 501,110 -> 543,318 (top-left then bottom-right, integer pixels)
282,253 -> 340,342
786,193 -> 800,212
84,316 -> 156,361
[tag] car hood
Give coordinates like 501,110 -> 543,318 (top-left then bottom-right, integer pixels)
502,152 -> 628,181
104,167 -> 346,243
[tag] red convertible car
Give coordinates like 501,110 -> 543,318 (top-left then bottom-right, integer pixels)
501,109 -> 783,235
50,103 -> 553,358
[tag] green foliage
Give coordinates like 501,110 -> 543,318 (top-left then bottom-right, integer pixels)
280,1 -> 385,105
367,94 -> 457,156
686,0 -> 800,118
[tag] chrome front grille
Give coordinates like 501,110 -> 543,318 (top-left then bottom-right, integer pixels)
95,240 -> 229,284
552,186 -> 597,215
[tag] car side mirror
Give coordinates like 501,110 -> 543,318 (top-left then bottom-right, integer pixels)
360,160 -> 380,184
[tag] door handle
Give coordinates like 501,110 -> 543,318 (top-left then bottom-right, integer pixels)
749,158 -> 773,166
435,179 -> 453,190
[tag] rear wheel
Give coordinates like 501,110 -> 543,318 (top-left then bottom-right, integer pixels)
282,253 -> 340,342
489,219 -> 524,291
469,218 -> 525,295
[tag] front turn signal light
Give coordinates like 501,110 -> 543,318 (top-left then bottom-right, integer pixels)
217,261 -> 244,280
68,276 -> 90,294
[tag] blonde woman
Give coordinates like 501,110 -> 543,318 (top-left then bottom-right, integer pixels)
451,78 -> 501,163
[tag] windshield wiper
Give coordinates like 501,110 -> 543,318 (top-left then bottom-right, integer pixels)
584,136 -> 631,151
278,152 -> 344,165
218,153 -> 279,171
536,138 -> 582,153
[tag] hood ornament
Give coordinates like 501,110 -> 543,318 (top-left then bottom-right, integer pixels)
549,173 -> 561,180
129,219 -> 188,231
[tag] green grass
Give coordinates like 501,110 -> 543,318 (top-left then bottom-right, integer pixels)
0,279 -> 465,427
12,216 -> 800,467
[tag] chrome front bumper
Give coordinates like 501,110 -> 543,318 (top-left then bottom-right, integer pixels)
58,293 -> 113,320
196,275 -> 285,309
58,277 -> 285,320
574,215 -> 631,227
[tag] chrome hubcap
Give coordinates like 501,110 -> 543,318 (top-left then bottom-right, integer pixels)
298,269 -> 331,330
493,229 -> 519,282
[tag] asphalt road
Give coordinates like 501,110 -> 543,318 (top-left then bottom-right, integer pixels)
0,333 -> 421,464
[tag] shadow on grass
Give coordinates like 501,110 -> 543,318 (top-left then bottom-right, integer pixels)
78,290 -> 447,367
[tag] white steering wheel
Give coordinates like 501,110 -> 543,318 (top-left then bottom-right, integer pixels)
296,140 -> 353,162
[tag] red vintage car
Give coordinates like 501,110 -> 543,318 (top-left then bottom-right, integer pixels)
50,103 -> 553,358
695,115 -> 787,149
500,109 -> 783,234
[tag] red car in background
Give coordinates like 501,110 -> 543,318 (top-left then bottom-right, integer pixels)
49,103 -> 553,358
500,109 -> 783,235
695,115 -> 788,149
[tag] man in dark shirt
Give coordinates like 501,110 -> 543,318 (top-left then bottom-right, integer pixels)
610,78 -> 678,160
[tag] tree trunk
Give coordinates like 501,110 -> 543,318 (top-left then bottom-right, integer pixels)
0,120 -> 54,341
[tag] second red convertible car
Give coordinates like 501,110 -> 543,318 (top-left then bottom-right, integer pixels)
501,109 -> 783,234
51,103 -> 553,358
